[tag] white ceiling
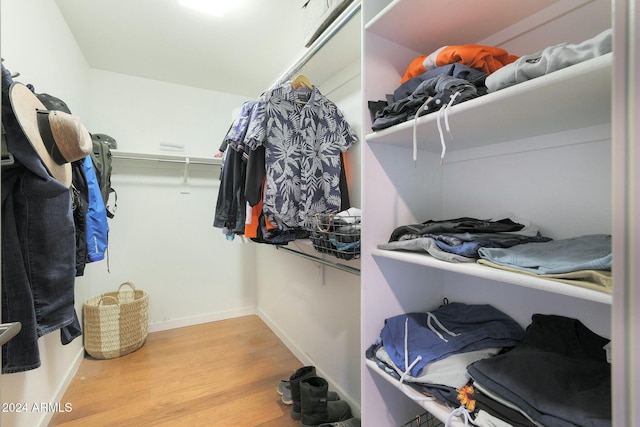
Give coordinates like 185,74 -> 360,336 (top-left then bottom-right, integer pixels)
55,0 -> 318,97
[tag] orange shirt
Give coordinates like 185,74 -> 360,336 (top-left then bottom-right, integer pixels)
401,45 -> 519,83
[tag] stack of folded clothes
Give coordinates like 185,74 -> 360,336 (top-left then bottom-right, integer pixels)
378,215 -> 551,263
366,301 -> 525,423
368,43 -> 518,131
368,29 -> 612,132
378,216 -> 612,293
466,314 -> 611,427
367,304 -> 612,427
478,234 -> 612,293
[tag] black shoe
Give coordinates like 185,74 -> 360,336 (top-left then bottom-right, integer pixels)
300,376 -> 352,427
289,367 -> 339,420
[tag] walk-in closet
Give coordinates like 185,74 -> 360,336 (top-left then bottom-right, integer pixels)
2,0 -> 638,426
360,0 -> 637,426
2,1 -> 361,426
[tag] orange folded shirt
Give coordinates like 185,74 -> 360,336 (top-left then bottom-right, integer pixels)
401,44 -> 519,83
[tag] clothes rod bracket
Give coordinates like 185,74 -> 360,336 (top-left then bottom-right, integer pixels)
275,245 -> 360,276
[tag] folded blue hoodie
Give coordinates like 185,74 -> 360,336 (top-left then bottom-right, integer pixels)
381,302 -> 524,377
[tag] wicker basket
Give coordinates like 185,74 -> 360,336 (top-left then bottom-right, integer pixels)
83,282 -> 149,359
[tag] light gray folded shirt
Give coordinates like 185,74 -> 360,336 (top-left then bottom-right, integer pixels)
375,345 -> 500,389
486,28 -> 612,93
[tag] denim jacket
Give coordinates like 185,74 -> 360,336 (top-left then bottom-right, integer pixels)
2,65 -> 81,373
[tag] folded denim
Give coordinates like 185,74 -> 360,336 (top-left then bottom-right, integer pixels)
378,237 -> 475,263
478,234 -> 612,274
433,232 -> 552,258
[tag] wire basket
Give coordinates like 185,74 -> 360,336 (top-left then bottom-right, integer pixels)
307,213 -> 361,260
401,411 -> 444,427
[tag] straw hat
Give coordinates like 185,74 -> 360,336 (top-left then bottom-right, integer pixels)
9,82 -> 92,187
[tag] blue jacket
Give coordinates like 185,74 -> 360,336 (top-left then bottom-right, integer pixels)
83,156 -> 108,262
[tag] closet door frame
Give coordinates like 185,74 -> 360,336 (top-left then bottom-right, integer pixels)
611,0 -> 639,425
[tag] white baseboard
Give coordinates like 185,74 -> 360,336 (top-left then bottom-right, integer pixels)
38,346 -> 85,427
257,307 -> 361,417
147,306 -> 257,333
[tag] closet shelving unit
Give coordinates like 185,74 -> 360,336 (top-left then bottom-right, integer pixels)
365,52 -> 612,151
360,0 -> 623,425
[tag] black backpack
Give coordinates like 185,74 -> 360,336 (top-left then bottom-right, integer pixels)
90,134 -> 117,218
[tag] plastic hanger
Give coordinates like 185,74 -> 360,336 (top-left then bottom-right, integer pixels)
1,58 -> 20,78
291,74 -> 313,89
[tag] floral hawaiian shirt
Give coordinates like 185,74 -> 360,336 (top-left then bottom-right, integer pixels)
245,83 -> 357,230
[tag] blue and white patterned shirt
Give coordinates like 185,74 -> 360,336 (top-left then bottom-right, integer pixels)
224,100 -> 257,155
245,83 -> 357,230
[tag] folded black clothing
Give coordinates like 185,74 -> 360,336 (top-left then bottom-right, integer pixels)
368,100 -> 389,123
470,386 -> 538,427
388,217 -> 525,242
467,314 -> 611,427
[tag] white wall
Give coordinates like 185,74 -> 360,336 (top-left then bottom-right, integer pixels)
87,69 -> 246,158
85,69 -> 257,331
1,1 -> 93,426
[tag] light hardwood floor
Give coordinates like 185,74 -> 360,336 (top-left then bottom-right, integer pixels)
49,315 -> 304,427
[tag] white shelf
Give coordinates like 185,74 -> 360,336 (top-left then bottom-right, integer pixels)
111,150 -> 222,166
361,0 -> 615,424
366,53 -> 612,152
372,248 -> 612,305
365,359 -> 465,426
365,0 -> 581,52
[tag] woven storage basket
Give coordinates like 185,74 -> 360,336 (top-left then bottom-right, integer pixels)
83,282 -> 149,359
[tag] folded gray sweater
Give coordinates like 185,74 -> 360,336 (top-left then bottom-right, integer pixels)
486,28 -> 611,93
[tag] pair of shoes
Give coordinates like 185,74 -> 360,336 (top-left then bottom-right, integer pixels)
300,376 -> 352,427
289,366 -> 340,420
318,418 -> 361,427
277,379 -> 292,405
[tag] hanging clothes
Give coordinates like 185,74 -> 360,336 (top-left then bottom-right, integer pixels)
213,81 -> 358,243
1,65 -> 82,373
213,100 -> 257,238
243,83 -> 358,231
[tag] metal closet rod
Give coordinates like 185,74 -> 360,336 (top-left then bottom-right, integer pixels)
271,0 -> 361,88
111,154 -> 221,166
275,245 -> 361,276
